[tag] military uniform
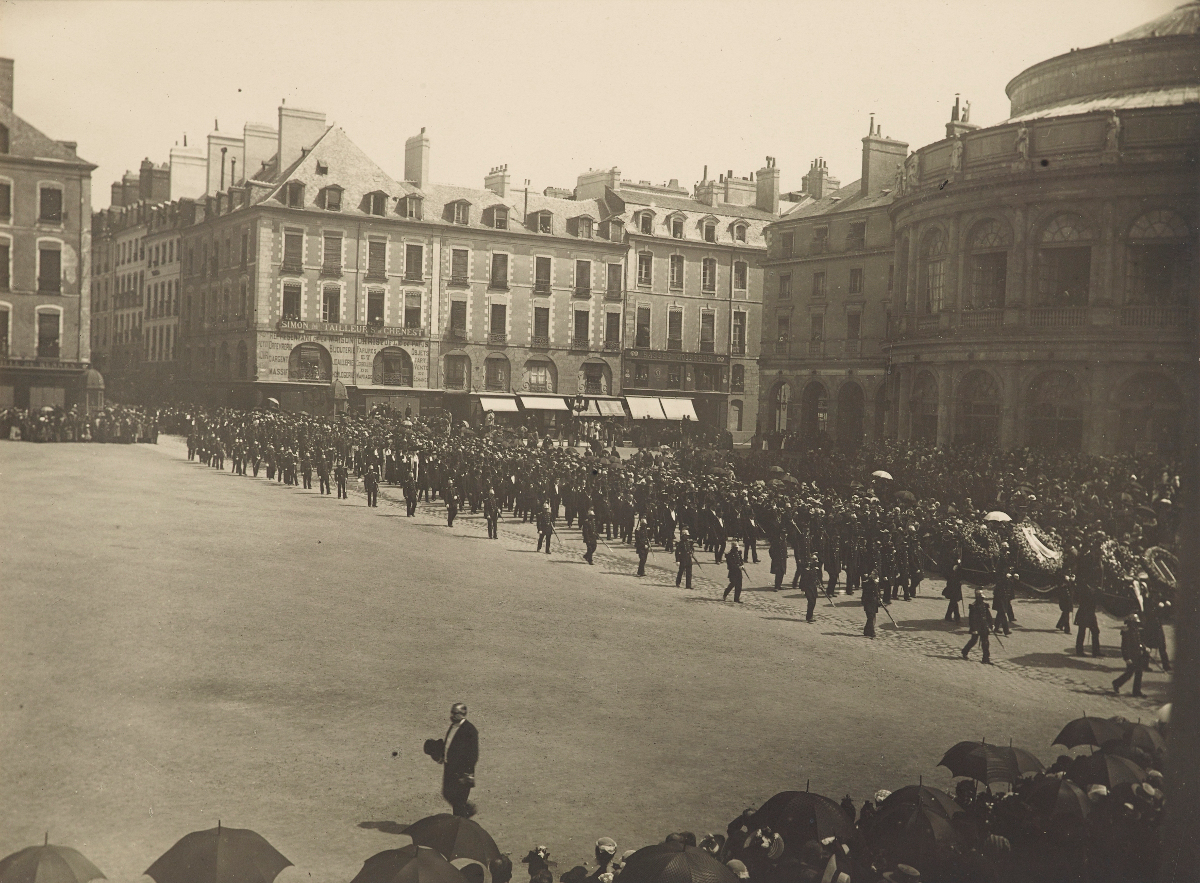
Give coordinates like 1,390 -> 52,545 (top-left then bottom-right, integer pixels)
675,531 -> 696,589
580,509 -> 599,564
534,504 -> 553,552
962,593 -> 993,664
723,543 -> 744,602
634,519 -> 652,577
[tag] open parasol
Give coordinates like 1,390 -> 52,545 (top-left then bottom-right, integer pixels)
871,470 -> 893,480
983,511 -> 1012,523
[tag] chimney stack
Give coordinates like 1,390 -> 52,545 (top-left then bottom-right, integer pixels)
861,118 -> 908,197
484,164 -> 510,197
405,127 -> 430,188
755,156 -> 780,214
802,158 -> 840,200
277,105 -> 327,175
0,58 -> 13,109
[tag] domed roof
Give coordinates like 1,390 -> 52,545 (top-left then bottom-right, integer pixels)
1112,1 -> 1200,42
84,368 -> 105,389
330,378 -> 348,400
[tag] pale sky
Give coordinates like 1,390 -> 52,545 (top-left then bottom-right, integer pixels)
0,0 -> 1177,208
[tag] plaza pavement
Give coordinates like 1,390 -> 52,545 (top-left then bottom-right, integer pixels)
0,438 -> 1172,883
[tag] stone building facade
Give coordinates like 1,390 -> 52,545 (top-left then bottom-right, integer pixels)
0,57 -> 99,410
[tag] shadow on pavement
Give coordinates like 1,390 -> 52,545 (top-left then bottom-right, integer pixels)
1005,652 -> 1118,671
358,821 -> 408,835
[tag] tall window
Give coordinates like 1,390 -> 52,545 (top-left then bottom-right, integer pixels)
781,231 -> 794,258
38,245 -> 62,293
636,306 -> 651,348
367,289 -> 385,326
669,255 -> 684,289
667,308 -> 683,349
321,285 -> 340,322
1,240 -> 12,291
637,252 -> 652,286
490,253 -> 509,289
729,401 -> 743,432
451,248 -> 469,283
810,313 -> 823,341
732,311 -> 747,354
778,274 -> 792,300
493,207 -> 508,230
734,224 -> 747,243
575,260 -> 591,293
1036,214 -> 1091,307
489,302 -> 506,337
578,218 -> 593,239
734,261 -> 748,291
39,187 -> 63,224
812,271 -> 826,299
607,263 -> 622,294
450,300 -> 467,335
1125,210 -> 1193,307
847,221 -> 866,249
528,363 -> 550,391
538,213 -> 552,234
322,232 -> 342,273
37,311 -> 60,358
573,309 -> 590,344
445,355 -> 468,388
703,222 -> 716,243
405,244 -> 424,281
282,283 -> 301,320
405,293 -> 422,329
605,311 -> 621,345
966,220 -> 1010,310
0,182 -> 11,220
367,192 -> 387,216
918,228 -> 946,313
701,258 -> 717,293
533,306 -> 550,342
367,239 -> 387,279
452,203 -> 469,225
534,256 -> 552,293
671,217 -> 684,239
0,307 -> 9,355
699,311 -> 715,353
849,268 -> 863,295
284,182 -> 304,207
846,312 -> 861,340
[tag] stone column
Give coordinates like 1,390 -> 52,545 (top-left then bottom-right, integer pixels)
946,214 -> 962,313
999,362 -> 1019,449
1010,204 -> 1029,311
1095,199 -> 1116,307
936,364 -> 953,447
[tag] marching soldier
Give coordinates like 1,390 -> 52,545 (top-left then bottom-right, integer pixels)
801,553 -> 822,622
445,479 -> 460,527
580,507 -> 600,565
675,528 -> 696,589
769,525 -> 788,592
335,460 -> 349,499
317,455 -> 331,495
1112,613 -> 1148,697
485,490 -> 502,538
861,569 -> 880,638
364,466 -> 380,508
535,502 -> 553,552
723,540 -> 744,603
404,470 -> 419,516
962,589 -> 994,664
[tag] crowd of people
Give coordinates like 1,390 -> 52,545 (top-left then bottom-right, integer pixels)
158,405 -> 1180,647
0,404 -> 161,443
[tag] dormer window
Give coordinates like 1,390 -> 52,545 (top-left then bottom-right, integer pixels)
734,224 -> 747,242
529,211 -> 552,234
607,219 -> 624,242
365,191 -> 388,216
671,217 -> 684,239
639,212 -> 653,235
316,162 -> 329,175
703,222 -> 716,243
579,217 -> 593,239
401,195 -> 423,220
283,181 -> 305,208
491,206 -> 509,230
320,186 -> 343,212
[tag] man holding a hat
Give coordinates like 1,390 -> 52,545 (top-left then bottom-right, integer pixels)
962,589 -> 994,664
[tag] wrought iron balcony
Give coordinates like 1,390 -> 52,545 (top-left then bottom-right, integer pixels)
570,338 -> 590,351
603,340 -> 621,352
531,335 -> 550,349
488,332 -> 507,346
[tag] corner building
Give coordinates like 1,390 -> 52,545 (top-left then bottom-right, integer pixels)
885,5 -> 1198,454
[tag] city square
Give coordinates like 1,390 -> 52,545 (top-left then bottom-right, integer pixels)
0,436 -> 1180,883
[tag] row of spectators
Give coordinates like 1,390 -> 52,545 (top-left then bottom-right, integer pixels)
0,405 -> 161,444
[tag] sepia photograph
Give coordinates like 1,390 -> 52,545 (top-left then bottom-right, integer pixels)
0,2 -> 1196,882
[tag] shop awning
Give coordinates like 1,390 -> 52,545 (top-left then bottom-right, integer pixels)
478,395 -> 520,412
596,400 -> 628,417
659,397 -> 699,421
520,396 -> 569,411
626,397 -> 667,420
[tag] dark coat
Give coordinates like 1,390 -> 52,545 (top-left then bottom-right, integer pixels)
968,599 -> 993,635
443,719 -> 479,778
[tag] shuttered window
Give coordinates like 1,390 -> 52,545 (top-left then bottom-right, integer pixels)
490,253 -> 508,288
405,244 -> 424,280
450,300 -> 467,332
283,230 -> 303,268
39,246 -> 62,293
368,240 -> 387,277
451,249 -> 469,282
39,187 -> 63,224
322,233 -> 342,272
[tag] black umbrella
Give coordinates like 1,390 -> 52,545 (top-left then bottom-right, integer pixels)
895,491 -> 917,505
748,790 -> 856,845
938,742 -> 1044,786
0,837 -> 105,883
1071,753 -> 1147,789
403,815 -> 501,866
877,785 -> 962,820
145,824 -> 291,883
1125,723 -> 1166,757
1053,716 -> 1129,749
868,800 -> 960,870
616,843 -> 739,883
351,846 -> 466,883
1023,777 -> 1090,822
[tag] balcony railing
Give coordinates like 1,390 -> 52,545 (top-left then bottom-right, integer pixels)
444,373 -> 467,390
531,335 -> 550,349
374,372 -> 413,387
667,338 -> 683,351
959,309 -> 1003,330
281,260 -> 303,275
811,239 -> 829,253
845,238 -> 866,251
404,271 -> 424,282
774,340 -> 789,355
484,377 -> 507,391
320,263 -> 342,278
1029,307 -> 1086,327
446,327 -> 468,341
603,340 -> 621,352
487,332 -> 507,346
288,366 -> 331,382
634,336 -> 650,349
808,340 -> 825,358
844,339 -> 860,358
570,338 -> 590,351
584,380 -> 603,395
1119,305 -> 1191,327
916,314 -> 940,333
527,381 -> 553,393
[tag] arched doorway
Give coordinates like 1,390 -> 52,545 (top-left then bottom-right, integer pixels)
1116,373 -> 1183,453
289,342 -> 331,382
770,382 -> 791,432
579,359 -> 610,395
911,371 -> 938,443
373,346 -> 413,386
1125,210 -> 1194,306
1027,371 -> 1083,451
523,358 -> 558,393
443,352 -> 471,390
799,381 -> 829,439
836,382 -> 864,448
956,370 -> 1000,446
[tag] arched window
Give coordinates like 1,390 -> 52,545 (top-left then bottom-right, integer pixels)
771,382 -> 791,432
956,370 -> 1000,446
1036,213 -> 1093,306
373,346 -> 413,387
1027,371 -> 1082,451
289,342 -> 331,381
911,371 -> 938,442
918,228 -> 946,314
966,219 -> 1011,310
800,381 -> 828,438
1125,210 -> 1193,306
1116,373 -> 1183,453
484,354 -> 509,391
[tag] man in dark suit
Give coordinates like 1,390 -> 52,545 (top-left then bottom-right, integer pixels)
437,702 -> 478,817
